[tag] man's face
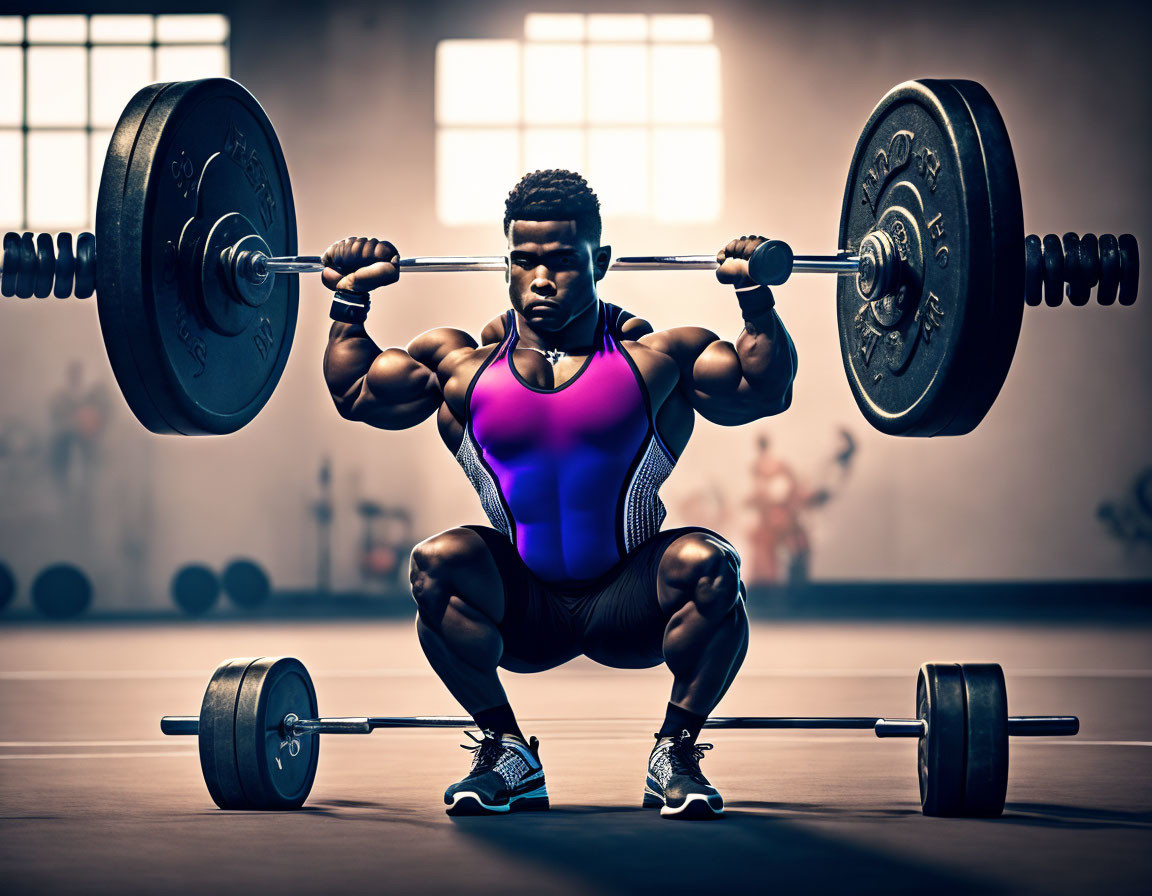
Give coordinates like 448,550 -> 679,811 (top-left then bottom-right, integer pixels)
507,219 -> 607,333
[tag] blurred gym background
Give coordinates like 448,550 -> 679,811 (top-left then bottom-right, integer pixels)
1,0 -> 1150,620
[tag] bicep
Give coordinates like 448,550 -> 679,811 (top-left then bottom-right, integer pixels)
640,326 -> 724,385
641,326 -> 788,425
342,348 -> 440,429
344,328 -> 478,429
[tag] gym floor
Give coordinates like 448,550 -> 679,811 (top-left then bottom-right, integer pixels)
1,620 -> 1149,895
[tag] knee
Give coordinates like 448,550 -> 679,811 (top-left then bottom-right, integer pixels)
659,533 -> 743,620
409,527 -> 489,616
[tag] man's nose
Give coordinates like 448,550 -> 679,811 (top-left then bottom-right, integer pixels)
531,269 -> 555,293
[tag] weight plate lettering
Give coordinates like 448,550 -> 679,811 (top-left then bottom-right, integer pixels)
234,657 -> 319,809
95,78 -> 298,435
837,80 -> 1025,436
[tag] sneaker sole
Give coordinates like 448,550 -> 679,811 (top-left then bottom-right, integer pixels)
445,785 -> 550,817
642,788 -> 724,819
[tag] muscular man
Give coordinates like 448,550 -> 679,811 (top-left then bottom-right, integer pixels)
323,170 -> 796,819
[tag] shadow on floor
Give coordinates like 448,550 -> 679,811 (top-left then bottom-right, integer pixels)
447,802 -> 1003,894
1000,802 -> 1152,830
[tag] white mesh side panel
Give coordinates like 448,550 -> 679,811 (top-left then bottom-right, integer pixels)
455,430 -> 512,538
493,749 -> 532,787
623,437 -> 675,552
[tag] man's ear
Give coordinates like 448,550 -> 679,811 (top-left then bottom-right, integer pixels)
593,245 -> 612,281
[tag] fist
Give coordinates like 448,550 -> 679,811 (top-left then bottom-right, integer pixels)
715,235 -> 768,288
321,237 -> 400,293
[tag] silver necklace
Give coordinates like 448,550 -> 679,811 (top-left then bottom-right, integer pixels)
524,347 -> 567,366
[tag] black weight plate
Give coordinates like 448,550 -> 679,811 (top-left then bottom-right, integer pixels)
1063,233 -> 1089,306
1,232 -> 18,297
1118,233 -> 1139,306
960,663 -> 1009,817
30,563 -> 92,619
198,657 -> 259,809
54,232 -> 75,298
837,80 -> 1024,436
95,78 -> 298,435
1042,233 -> 1064,307
74,232 -> 95,299
1097,234 -> 1120,306
917,663 -> 966,816
0,560 -> 15,612
1024,234 -> 1042,307
234,657 -> 319,810
16,233 -> 35,298
1079,233 -> 1100,289
222,558 -> 272,609
34,233 -> 54,298
171,563 -> 220,616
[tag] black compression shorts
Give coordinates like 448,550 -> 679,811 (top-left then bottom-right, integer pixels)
462,525 -> 737,672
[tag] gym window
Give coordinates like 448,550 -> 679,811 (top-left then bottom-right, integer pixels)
435,13 -> 722,226
0,14 -> 230,232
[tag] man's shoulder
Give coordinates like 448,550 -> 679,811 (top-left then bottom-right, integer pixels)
480,311 -> 509,345
604,301 -> 654,339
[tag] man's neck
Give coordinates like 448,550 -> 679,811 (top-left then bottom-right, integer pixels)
516,297 -> 601,355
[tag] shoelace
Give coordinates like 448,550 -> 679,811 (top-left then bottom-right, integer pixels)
667,733 -> 714,784
460,729 -> 505,773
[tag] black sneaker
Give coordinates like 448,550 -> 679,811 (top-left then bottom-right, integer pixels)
642,730 -> 724,819
444,730 -> 549,816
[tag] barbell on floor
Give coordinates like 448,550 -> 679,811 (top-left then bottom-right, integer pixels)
161,656 -> 1078,817
0,77 -> 1141,437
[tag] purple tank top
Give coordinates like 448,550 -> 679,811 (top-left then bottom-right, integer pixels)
455,302 -> 677,584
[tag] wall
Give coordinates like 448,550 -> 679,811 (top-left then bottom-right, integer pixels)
1,0 -> 1149,606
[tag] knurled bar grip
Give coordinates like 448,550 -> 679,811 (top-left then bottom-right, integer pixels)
160,714 -> 1079,738
254,251 -> 860,280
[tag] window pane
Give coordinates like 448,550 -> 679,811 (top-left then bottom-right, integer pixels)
92,48 -> 153,128
0,48 -> 22,126
651,15 -> 713,42
587,45 -> 648,125
28,48 -> 87,126
523,44 -> 583,125
156,45 -> 229,81
0,16 -> 23,43
653,128 -> 722,222
27,131 -> 88,230
28,16 -> 87,43
91,130 -> 113,228
156,15 -> 230,43
436,40 -> 520,126
437,129 -> 520,226
525,14 -> 584,41
587,128 -> 648,215
588,15 -> 648,41
652,45 -> 720,124
91,15 -> 155,44
0,131 -> 22,227
523,128 -> 584,174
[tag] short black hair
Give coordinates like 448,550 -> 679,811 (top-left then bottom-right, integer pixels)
504,169 -> 602,246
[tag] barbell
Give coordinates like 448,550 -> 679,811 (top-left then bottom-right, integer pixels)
0,78 -> 1140,436
160,655 -> 1078,817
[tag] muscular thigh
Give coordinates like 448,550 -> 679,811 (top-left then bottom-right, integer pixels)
579,526 -> 736,669
459,526 -> 582,673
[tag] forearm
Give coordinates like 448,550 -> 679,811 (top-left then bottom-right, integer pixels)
323,322 -> 384,415
733,285 -> 796,410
